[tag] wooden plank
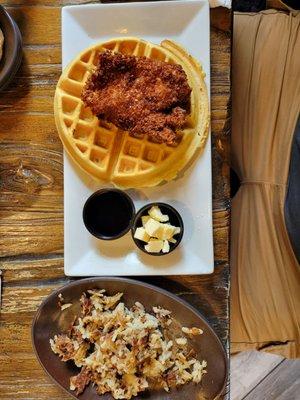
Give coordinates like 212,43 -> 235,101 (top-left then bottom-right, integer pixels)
0,224 -> 63,257
213,209 -> 230,262
0,115 -> 61,148
1,283 -> 63,316
6,7 -> 60,45
230,351 -> 284,400
0,144 -> 63,257
0,354 -> 71,400
0,145 -> 62,193
0,63 -> 60,110
23,44 -> 61,65
244,359 -> 300,400
0,92 -> 55,114
0,256 -> 64,283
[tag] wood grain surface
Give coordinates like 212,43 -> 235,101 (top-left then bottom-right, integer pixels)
0,1 -> 231,399
231,350 -> 300,400
244,359 -> 300,400
230,351 -> 284,400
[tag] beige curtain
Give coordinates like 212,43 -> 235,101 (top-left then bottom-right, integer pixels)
231,10 -> 300,358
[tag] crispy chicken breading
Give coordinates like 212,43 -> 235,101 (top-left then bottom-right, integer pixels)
81,51 -> 192,145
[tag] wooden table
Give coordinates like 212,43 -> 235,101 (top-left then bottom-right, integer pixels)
0,1 -> 231,399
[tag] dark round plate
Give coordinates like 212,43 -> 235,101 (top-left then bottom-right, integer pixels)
0,6 -> 22,91
32,278 -> 228,400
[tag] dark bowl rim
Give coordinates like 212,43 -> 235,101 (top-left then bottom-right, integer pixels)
31,276 -> 228,400
131,202 -> 184,256
82,188 -> 136,240
0,5 -> 23,91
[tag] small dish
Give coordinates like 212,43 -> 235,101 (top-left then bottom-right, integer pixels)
132,202 -> 184,256
83,189 -> 135,240
0,5 -> 22,91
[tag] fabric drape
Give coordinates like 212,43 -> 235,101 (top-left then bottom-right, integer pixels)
231,10 -> 300,358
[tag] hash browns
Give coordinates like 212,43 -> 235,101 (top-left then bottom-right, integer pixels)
50,289 -> 207,399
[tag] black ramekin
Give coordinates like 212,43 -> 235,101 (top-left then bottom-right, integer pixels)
131,202 -> 184,256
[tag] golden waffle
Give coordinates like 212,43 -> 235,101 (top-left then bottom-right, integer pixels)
54,37 -> 209,188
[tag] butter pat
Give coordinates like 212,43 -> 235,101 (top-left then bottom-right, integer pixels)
174,227 -> 181,235
156,223 -> 176,240
145,239 -> 164,253
134,227 -> 150,243
148,206 -> 169,222
141,215 -> 150,227
144,218 -> 161,237
162,240 -> 170,253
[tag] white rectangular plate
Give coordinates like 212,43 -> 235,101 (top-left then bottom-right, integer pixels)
62,0 -> 213,276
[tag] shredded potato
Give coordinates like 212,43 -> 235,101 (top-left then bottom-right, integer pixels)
50,289 -> 207,399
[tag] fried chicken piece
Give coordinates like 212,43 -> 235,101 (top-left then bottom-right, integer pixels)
81,51 -> 191,145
